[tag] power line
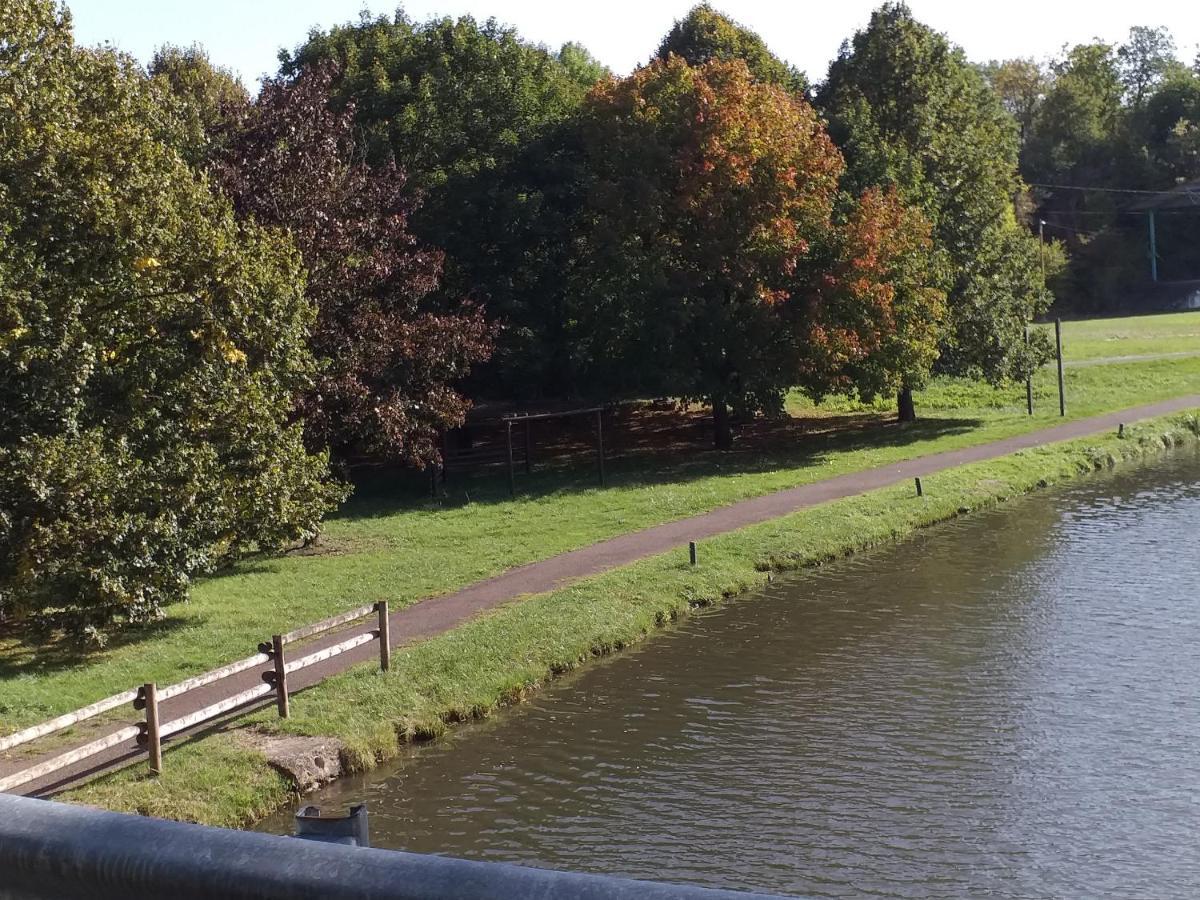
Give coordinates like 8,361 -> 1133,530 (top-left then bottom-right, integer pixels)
1028,182 -> 1194,196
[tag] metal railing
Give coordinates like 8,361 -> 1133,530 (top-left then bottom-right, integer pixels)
0,794 -> 795,899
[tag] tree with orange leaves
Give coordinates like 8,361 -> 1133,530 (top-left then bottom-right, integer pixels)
570,56 -> 845,449
799,187 -> 947,407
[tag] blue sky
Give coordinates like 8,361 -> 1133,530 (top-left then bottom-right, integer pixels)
68,1 -> 1200,88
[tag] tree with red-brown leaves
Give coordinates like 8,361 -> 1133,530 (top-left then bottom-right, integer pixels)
212,64 -> 492,466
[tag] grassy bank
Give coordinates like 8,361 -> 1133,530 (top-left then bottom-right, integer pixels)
3,336 -> 1200,730
62,408 -> 1200,826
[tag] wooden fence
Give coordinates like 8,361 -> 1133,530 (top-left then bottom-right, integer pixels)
0,601 -> 391,793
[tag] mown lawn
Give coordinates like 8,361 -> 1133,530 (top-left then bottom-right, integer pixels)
2,310 -> 1199,733
1036,309 -> 1200,361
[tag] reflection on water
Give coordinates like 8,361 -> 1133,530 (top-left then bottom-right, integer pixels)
263,449 -> 1200,897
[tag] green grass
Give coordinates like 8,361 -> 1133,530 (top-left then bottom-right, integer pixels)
1035,309 -> 1200,361
3,340 -> 1200,732
63,410 -> 1200,826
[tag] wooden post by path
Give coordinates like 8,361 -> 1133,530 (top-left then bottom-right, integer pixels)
689,541 -> 697,566
377,601 -> 391,672
143,683 -> 162,775
1055,318 -> 1066,417
271,634 -> 289,719
596,410 -> 606,487
506,420 -> 515,498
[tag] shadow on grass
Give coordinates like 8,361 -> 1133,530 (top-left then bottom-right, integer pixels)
338,409 -> 983,521
0,612 -> 196,685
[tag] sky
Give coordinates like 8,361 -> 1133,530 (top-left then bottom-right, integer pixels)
67,0 -> 1200,88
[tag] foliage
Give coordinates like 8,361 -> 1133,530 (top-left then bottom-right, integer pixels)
0,0 -> 342,637
819,3 -> 1050,393
570,57 -> 887,447
1015,27 -> 1200,310
1118,26 -> 1177,108
279,11 -> 604,389
148,43 -> 248,166
803,188 -> 947,402
982,58 -> 1045,140
656,4 -> 807,94
279,11 -> 601,221
211,65 -> 492,466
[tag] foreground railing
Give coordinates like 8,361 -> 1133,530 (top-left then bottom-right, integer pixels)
0,601 -> 391,792
0,794 -> 795,899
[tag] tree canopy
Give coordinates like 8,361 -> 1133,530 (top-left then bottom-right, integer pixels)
211,64 -> 493,466
819,3 -> 1049,412
569,57 -> 942,446
656,4 -> 807,95
0,0 -> 341,638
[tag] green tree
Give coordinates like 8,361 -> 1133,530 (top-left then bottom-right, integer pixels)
656,4 -> 807,94
983,58 -> 1046,141
572,57 -> 872,448
819,3 -> 1049,419
1118,25 -> 1177,108
0,1 -> 342,639
148,43 -> 248,165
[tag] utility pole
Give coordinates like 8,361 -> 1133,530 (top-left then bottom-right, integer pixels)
1038,219 -> 1047,298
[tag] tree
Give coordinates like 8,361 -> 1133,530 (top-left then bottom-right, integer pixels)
1024,42 -> 1125,184
1118,26 -> 1177,108
819,3 -> 1050,419
657,5 -> 807,94
557,41 -> 611,85
0,1 -> 342,638
211,65 -> 493,466
570,57 -> 847,448
983,58 -> 1045,141
148,43 -> 248,166
801,188 -> 947,411
280,12 -> 604,391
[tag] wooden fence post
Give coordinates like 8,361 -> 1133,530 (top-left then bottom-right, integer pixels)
596,409 -> 606,487
271,634 -> 289,719
377,601 -> 391,672
143,682 -> 162,775
506,420 -> 516,498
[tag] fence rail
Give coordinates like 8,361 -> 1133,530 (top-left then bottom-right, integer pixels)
0,688 -> 139,754
0,600 -> 391,793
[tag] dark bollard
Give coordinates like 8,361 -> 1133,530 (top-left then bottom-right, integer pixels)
689,541 -> 697,565
1118,423 -> 1125,438
294,804 -> 370,848
914,477 -> 923,497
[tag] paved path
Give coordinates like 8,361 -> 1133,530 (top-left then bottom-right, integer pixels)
5,395 -> 1199,797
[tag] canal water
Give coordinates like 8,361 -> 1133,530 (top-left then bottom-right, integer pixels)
264,449 -> 1200,897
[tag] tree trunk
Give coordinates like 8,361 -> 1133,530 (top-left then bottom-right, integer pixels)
712,397 -> 733,450
897,387 -> 916,423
